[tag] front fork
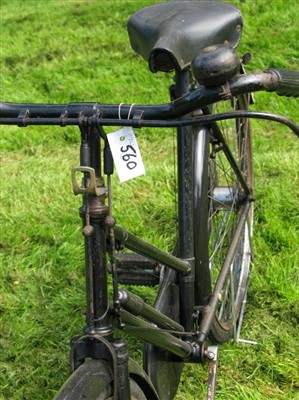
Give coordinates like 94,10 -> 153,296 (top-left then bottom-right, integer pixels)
70,125 -> 132,399
81,196 -> 110,334
73,125 -> 112,334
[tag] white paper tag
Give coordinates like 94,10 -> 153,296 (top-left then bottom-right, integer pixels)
107,127 -> 145,182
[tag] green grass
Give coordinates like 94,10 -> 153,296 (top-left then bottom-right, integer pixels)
0,1 -> 298,399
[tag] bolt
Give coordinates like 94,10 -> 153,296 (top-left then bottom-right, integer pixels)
105,216 -> 116,227
205,351 -> 215,361
82,225 -> 94,237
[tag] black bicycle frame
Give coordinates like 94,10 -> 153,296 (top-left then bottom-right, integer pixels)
1,67 -> 297,389
69,68 -> 256,381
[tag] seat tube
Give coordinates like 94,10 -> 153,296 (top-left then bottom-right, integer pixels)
175,70 -> 195,332
193,126 -> 212,306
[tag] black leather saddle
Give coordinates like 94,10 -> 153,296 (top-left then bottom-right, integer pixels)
127,0 -> 242,73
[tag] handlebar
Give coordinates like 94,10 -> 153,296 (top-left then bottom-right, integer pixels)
0,69 -> 298,135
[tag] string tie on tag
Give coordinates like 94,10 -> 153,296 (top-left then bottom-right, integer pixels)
118,103 -> 135,120
127,104 -> 135,120
118,103 -> 124,120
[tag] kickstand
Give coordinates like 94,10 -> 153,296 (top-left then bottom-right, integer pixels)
206,345 -> 218,400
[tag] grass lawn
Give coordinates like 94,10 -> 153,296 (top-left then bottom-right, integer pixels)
0,1 -> 298,399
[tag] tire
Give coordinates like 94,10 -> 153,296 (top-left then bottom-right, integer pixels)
194,93 -> 254,343
54,359 -> 147,400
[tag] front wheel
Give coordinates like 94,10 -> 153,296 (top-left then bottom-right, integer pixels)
54,360 -> 147,400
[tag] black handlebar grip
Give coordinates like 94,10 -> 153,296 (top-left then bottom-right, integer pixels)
266,69 -> 299,98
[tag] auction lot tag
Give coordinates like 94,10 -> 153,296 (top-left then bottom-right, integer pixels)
107,127 -> 145,182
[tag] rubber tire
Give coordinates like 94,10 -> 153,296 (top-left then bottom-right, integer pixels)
54,360 -> 147,400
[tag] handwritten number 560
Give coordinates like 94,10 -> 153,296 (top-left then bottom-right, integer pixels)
120,145 -> 137,170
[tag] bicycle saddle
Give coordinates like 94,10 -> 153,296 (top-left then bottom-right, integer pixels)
127,0 -> 242,73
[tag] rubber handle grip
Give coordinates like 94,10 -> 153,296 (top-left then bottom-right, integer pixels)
267,69 -> 299,98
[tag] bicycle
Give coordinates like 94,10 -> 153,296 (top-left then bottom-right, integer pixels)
1,1 -> 298,399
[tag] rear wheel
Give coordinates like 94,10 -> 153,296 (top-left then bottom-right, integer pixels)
194,93 -> 253,343
143,268 -> 183,400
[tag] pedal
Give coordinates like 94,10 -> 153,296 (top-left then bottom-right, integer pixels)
109,253 -> 160,286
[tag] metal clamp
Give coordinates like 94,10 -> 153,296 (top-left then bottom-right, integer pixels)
218,81 -> 232,100
17,108 -> 30,127
71,166 -> 106,196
